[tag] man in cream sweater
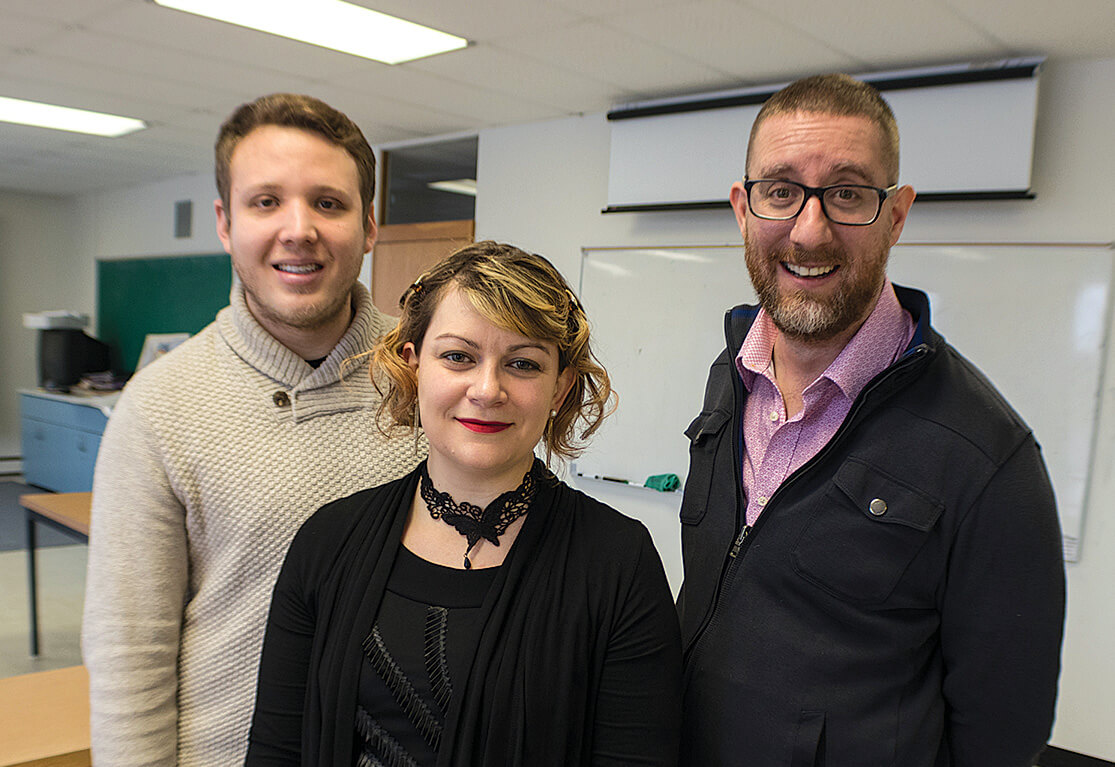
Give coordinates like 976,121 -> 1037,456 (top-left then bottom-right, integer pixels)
83,93 -> 423,765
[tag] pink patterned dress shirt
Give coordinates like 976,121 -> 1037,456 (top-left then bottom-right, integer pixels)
736,281 -> 916,526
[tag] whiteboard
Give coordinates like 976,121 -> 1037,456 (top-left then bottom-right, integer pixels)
577,243 -> 1114,561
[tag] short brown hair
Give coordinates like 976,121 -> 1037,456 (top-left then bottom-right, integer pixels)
373,240 -> 615,462
747,73 -> 901,183
215,93 -> 376,230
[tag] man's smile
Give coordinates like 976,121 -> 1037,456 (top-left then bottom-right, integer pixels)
783,262 -> 838,278
274,263 -> 323,274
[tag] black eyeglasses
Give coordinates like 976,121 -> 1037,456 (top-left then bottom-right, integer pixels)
743,178 -> 898,226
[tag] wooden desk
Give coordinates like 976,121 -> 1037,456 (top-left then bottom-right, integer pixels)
0,665 -> 90,767
20,493 -> 91,656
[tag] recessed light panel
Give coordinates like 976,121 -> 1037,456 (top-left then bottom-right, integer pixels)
154,0 -> 468,64
427,179 -> 477,196
0,96 -> 146,137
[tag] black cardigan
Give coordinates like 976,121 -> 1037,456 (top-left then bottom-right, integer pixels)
246,465 -> 683,766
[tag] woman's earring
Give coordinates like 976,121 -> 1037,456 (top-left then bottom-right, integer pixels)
413,402 -> 423,453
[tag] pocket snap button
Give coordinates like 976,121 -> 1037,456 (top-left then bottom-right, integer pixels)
868,498 -> 887,516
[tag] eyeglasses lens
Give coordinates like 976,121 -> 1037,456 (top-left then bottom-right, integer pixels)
749,181 -> 880,225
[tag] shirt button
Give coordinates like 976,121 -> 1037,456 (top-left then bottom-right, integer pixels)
769,410 -> 779,422
868,498 -> 887,516
757,496 -> 768,506
272,391 -> 291,408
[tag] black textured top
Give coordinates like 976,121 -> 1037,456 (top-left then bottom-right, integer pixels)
355,547 -> 496,766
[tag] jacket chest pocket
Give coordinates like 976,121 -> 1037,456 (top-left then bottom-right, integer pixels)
791,457 -> 943,606
679,409 -> 731,525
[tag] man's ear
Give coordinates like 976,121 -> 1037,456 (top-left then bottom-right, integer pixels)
886,185 -> 917,247
215,198 -> 232,254
363,205 -> 378,254
729,181 -> 748,239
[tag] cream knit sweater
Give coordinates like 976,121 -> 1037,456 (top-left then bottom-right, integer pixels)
83,283 -> 423,766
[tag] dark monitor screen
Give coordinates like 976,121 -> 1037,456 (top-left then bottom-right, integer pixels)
38,329 -> 111,392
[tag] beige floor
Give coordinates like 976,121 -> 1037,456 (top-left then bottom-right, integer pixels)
0,543 -> 86,678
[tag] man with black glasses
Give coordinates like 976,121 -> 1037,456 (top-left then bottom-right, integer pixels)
676,73 -> 1065,766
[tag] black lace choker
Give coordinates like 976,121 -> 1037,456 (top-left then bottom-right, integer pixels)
419,460 -> 546,569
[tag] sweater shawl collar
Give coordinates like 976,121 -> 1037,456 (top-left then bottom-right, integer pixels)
216,281 -> 395,422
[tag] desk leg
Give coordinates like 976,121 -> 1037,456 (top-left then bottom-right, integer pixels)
26,515 -> 40,657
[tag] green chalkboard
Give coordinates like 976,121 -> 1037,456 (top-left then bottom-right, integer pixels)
97,254 -> 232,374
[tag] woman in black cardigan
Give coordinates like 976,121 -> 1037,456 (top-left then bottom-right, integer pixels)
246,241 -> 682,766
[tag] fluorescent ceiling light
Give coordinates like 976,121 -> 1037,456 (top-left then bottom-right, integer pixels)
154,0 -> 468,65
0,96 -> 146,137
427,179 -> 477,196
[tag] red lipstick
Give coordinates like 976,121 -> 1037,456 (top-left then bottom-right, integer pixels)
458,419 -> 511,434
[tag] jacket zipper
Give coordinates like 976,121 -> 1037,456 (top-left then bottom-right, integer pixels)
728,524 -> 751,557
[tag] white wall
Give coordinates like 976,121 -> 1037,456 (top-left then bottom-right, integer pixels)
474,57 -> 1115,760
0,191 -> 82,458
74,172 -> 224,265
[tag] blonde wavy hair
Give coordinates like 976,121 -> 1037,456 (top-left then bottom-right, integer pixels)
372,240 -> 615,462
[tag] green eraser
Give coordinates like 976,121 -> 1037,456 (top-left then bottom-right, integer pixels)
645,473 -> 680,492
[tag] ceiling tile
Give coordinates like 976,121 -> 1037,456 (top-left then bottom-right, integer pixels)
343,0 -> 580,43
406,44 -> 629,113
942,0 -> 1115,58
608,0 -> 860,85
548,0 -> 682,17
296,85 -> 478,141
500,19 -> 736,97
754,0 -> 1010,68
33,29 -> 317,101
1,53 -> 251,119
322,66 -> 568,129
2,0 -> 129,24
0,11 -> 65,48
0,73 -> 151,123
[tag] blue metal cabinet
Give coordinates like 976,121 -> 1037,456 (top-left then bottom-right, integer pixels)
19,391 -> 116,492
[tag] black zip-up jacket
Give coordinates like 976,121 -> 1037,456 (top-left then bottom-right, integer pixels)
677,285 -> 1065,767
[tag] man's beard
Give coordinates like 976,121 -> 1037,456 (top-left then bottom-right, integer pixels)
744,232 -> 890,344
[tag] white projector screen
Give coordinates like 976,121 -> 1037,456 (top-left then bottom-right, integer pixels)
605,60 -> 1042,212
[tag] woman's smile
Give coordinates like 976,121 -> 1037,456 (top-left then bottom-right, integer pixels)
457,418 -> 512,434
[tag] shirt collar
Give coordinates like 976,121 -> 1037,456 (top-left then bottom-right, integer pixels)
736,279 -> 913,400
827,279 -> 912,400
736,308 -> 778,393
